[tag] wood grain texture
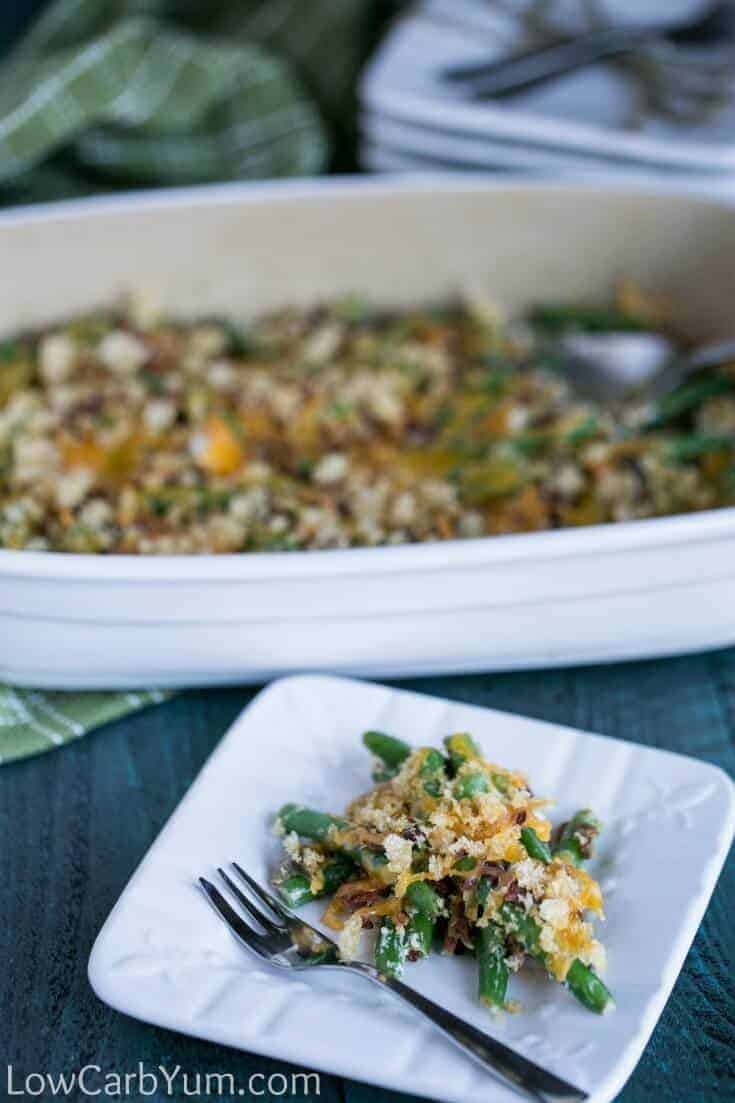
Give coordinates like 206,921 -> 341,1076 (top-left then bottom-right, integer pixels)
1,652 -> 733,1103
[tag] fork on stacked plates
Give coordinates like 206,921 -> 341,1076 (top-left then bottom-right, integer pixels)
360,0 -> 735,190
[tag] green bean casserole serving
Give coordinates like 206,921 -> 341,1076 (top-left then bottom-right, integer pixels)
274,729 -> 613,1015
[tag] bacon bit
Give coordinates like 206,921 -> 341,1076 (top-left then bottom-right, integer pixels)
703,452 -> 729,479
482,401 -> 511,436
554,819 -> 599,860
515,810 -> 527,825
436,514 -> 454,540
503,880 -> 523,903
464,861 -> 507,892
334,877 -> 383,902
422,323 -> 450,348
479,861 -> 507,883
502,485 -> 549,533
330,877 -> 395,926
146,331 -> 181,370
341,889 -> 387,912
506,934 -> 525,958
352,827 -> 387,849
444,898 -> 473,955
63,395 -> 104,423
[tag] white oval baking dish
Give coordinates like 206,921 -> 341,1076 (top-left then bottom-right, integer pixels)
2,176 -> 735,688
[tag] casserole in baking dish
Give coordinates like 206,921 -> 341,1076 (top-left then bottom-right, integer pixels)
1,177 -> 734,686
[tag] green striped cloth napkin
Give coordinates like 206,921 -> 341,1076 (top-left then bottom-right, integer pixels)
0,0 -> 383,763
0,687 -> 173,765
0,0 -> 376,205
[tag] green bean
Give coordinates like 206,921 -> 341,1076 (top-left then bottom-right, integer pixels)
299,946 -> 339,966
530,304 -> 646,335
403,880 -> 442,960
0,338 -> 23,362
512,432 -> 551,456
520,826 -> 552,864
475,876 -> 493,919
421,748 -> 446,774
422,778 -> 443,797
410,844 -> 429,873
499,903 -> 614,1013
405,880 -> 443,918
406,912 -> 435,958
278,804 -> 347,842
453,771 -> 490,800
553,809 -> 601,867
277,874 -> 314,908
226,324 -> 252,358
476,924 -> 509,1008
363,730 -> 411,780
375,918 -> 405,978
457,458 -> 527,504
361,850 -> 390,875
565,959 -> 614,1014
278,803 -> 387,876
564,415 -> 600,446
512,415 -> 600,453
277,855 -> 357,908
647,373 -> 733,426
444,733 -> 481,773
664,435 -> 733,462
420,748 -> 448,797
498,902 -> 543,957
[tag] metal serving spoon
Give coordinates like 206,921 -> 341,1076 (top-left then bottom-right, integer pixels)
444,1 -> 735,99
555,331 -> 735,403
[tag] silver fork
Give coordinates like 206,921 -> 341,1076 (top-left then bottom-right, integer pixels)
199,864 -> 587,1103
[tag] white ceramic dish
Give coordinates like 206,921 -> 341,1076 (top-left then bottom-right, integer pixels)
88,674 -> 735,1103
362,7 -> 735,170
3,176 -> 735,689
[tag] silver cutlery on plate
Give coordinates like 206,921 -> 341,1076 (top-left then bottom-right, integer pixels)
442,1 -> 735,101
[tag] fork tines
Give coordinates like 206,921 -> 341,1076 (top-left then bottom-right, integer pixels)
199,865 -> 291,959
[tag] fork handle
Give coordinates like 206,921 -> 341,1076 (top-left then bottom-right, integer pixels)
345,962 -> 586,1103
445,25 -> 653,98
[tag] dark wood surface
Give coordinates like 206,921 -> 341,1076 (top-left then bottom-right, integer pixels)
2,650 -> 734,1102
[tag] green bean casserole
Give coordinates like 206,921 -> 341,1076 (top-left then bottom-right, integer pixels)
1,283 -> 733,553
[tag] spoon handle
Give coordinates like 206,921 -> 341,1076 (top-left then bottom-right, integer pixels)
688,338 -> 735,372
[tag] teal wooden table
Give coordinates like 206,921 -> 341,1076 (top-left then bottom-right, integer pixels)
2,650 -> 733,1102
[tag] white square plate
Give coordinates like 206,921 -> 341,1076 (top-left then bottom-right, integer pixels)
89,676 -> 735,1103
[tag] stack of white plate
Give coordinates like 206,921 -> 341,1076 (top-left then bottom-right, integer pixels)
359,0 -> 735,193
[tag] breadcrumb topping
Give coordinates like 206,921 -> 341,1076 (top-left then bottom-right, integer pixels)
1,291 -> 729,553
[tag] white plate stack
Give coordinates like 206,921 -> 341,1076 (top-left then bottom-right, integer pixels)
360,0 -> 735,193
